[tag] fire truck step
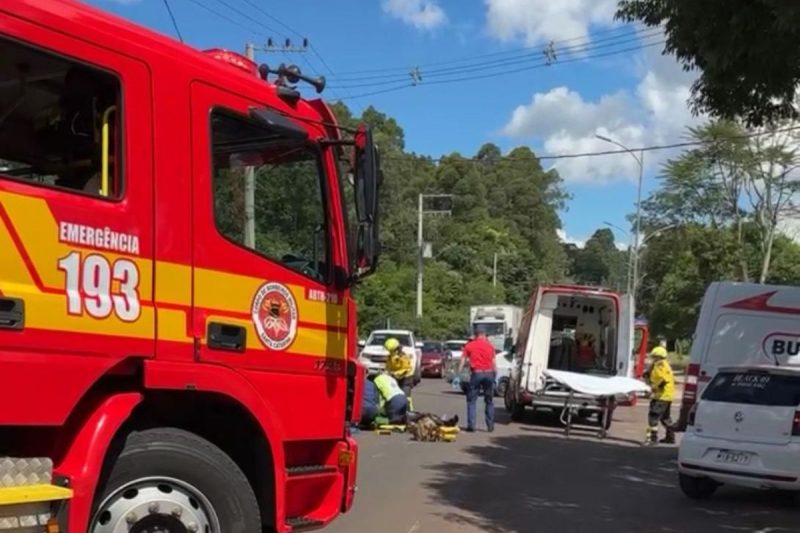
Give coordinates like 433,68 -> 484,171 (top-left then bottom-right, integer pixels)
286,465 -> 337,477
0,485 -> 72,532
0,458 -> 53,488
286,516 -> 325,531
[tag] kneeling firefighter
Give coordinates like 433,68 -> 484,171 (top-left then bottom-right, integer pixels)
384,337 -> 415,410
374,371 -> 409,424
644,346 -> 676,445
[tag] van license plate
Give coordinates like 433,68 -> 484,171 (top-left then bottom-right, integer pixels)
715,451 -> 751,465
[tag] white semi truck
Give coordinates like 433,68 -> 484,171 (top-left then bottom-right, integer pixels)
470,304 -> 523,352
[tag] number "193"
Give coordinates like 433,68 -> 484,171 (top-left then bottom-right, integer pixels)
58,251 -> 141,321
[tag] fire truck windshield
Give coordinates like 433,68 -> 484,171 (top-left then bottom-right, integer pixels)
211,109 -> 330,283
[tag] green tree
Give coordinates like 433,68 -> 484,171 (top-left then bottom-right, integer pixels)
570,229 -> 627,290
328,103 -> 571,337
616,0 -> 800,126
639,120 -> 799,283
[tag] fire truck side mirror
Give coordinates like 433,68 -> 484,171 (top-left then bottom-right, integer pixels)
351,125 -> 381,280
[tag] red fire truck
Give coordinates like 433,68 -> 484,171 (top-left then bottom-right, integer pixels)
0,1 -> 380,531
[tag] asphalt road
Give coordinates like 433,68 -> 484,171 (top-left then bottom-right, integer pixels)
328,379 -> 799,533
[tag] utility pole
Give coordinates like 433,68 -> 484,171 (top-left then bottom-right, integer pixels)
243,43 -> 257,249
416,194 -> 453,318
416,194 -> 424,319
492,252 -> 498,289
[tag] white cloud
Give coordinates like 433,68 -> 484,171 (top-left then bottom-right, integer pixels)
558,229 -> 630,250
778,215 -> 800,243
557,229 -> 585,248
500,38 -> 703,184
382,0 -> 447,30
485,0 -> 618,45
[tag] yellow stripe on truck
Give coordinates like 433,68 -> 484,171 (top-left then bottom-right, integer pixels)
195,268 -> 347,328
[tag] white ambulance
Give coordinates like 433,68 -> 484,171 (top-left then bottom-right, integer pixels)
505,284 -> 637,428
677,281 -> 800,430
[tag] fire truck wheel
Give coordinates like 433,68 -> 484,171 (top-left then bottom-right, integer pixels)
92,427 -> 261,533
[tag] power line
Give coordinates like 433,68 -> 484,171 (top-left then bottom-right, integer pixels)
340,40 -> 665,100
238,0 -> 304,39
209,0 -> 281,35
186,0 -> 261,37
330,32 -> 664,89
333,27 -> 662,84
381,125 -> 800,165
162,0 -> 184,43
227,0 -> 362,111
334,24 -> 652,77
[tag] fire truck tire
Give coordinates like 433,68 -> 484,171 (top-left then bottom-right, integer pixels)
91,427 -> 261,533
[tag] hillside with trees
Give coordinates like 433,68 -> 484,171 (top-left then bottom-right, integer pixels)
331,103 -> 800,346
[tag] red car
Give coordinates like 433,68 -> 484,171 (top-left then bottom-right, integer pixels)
421,341 -> 445,377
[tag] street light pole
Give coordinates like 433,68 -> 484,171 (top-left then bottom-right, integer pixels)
603,220 -> 633,294
596,135 -> 644,299
604,220 -> 679,296
632,149 -> 644,300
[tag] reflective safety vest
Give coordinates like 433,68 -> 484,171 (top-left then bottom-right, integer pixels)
386,351 -> 413,379
374,373 -> 404,410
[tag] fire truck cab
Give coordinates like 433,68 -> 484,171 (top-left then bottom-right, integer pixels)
0,1 -> 380,532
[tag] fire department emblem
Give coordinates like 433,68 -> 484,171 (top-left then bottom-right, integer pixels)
251,282 -> 298,350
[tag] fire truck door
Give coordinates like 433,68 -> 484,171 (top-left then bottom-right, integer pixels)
189,82 -> 348,383
0,23 -> 154,425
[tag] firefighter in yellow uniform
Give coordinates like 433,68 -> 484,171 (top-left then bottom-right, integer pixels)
644,346 -> 676,445
384,338 -> 415,410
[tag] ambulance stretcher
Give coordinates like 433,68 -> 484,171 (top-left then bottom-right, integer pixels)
540,370 -> 651,438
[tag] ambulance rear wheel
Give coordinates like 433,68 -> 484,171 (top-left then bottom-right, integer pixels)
92,427 -> 261,533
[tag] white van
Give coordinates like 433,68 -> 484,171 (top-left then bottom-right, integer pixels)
505,285 -> 635,426
677,281 -> 800,430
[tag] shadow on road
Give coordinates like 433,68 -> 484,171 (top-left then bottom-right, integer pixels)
424,434 -> 798,533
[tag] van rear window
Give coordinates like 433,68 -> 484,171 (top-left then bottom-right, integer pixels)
702,371 -> 800,407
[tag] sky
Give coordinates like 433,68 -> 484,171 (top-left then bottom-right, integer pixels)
86,0 -> 705,248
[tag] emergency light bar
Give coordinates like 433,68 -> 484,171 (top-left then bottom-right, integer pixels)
203,49 -> 258,77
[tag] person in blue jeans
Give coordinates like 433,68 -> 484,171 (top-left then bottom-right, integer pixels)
455,331 -> 497,432
360,377 -> 380,427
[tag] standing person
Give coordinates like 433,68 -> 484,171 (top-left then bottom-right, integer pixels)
644,346 -> 676,445
385,338 -> 414,396
456,330 -> 497,432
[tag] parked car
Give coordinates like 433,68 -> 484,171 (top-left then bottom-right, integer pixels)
443,340 -> 468,382
358,329 -> 422,381
444,339 -> 467,360
678,365 -> 800,499
420,341 -> 445,377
